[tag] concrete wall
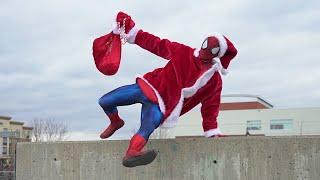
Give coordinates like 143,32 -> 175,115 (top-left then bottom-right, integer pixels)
16,136 -> 320,180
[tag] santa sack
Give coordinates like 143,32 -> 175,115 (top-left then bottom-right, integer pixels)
92,32 -> 121,76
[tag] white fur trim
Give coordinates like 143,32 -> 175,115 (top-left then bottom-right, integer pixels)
220,68 -> 229,75
194,34 -> 227,58
161,63 -> 221,128
137,76 -> 166,114
212,57 -> 229,76
204,128 -> 223,137
212,33 -> 228,58
126,27 -> 139,44
193,34 -> 229,75
111,10 -> 138,44
193,48 -> 200,57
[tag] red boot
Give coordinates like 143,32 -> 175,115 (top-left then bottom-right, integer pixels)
100,113 -> 124,139
122,134 -> 157,167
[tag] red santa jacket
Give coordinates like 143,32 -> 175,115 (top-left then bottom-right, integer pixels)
133,30 -> 237,137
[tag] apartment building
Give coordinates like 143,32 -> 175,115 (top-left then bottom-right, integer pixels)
0,116 -> 32,156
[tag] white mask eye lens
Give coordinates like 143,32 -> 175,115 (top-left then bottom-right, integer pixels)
211,47 -> 220,54
202,39 -> 208,49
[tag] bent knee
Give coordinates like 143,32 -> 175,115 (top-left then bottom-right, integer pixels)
98,95 -> 113,107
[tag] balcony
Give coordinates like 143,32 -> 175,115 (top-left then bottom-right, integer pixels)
0,131 -> 20,138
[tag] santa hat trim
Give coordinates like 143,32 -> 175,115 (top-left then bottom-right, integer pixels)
212,33 -> 228,58
193,33 -> 228,58
204,128 -> 223,137
220,68 -> 229,75
191,53 -> 229,75
212,58 -> 229,75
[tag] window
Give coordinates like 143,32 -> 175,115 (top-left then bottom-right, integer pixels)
15,130 -> 20,138
2,147 -> 7,155
2,128 -> 8,137
270,119 -> 293,130
247,120 -> 261,130
25,131 -> 31,139
3,137 -> 7,145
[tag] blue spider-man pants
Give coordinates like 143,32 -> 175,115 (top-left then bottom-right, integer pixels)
98,83 -> 163,140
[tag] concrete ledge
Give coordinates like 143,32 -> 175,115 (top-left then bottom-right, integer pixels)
16,136 -> 320,180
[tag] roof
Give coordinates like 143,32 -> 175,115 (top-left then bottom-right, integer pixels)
1,115 -> 33,129
221,94 -> 273,110
0,116 -> 12,120
220,101 -> 269,110
9,121 -> 24,125
23,126 -> 34,130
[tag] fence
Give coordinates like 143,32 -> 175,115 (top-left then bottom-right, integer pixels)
0,156 -> 15,180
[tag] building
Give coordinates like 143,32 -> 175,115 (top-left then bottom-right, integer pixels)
0,115 -> 32,179
0,116 -> 33,156
173,95 -> 320,137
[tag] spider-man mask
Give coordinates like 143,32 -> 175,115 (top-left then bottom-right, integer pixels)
198,36 -> 220,61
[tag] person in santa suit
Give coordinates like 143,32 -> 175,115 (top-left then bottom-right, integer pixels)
97,11 -> 238,167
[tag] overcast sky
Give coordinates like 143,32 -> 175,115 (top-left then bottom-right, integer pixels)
1,0 -> 319,140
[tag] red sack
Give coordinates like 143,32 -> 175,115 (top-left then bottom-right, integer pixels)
92,32 -> 122,76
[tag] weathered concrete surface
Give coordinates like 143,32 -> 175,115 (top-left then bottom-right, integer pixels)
16,136 -> 320,180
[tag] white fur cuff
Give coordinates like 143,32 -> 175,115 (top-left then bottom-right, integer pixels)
126,27 -> 140,44
110,10 -> 139,44
204,128 -> 223,137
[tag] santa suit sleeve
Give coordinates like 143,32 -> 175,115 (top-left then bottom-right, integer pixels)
134,30 -> 185,60
200,73 -> 223,137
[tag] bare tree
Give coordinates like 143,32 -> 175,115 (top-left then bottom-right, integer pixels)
31,118 -> 68,142
31,118 -> 44,142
